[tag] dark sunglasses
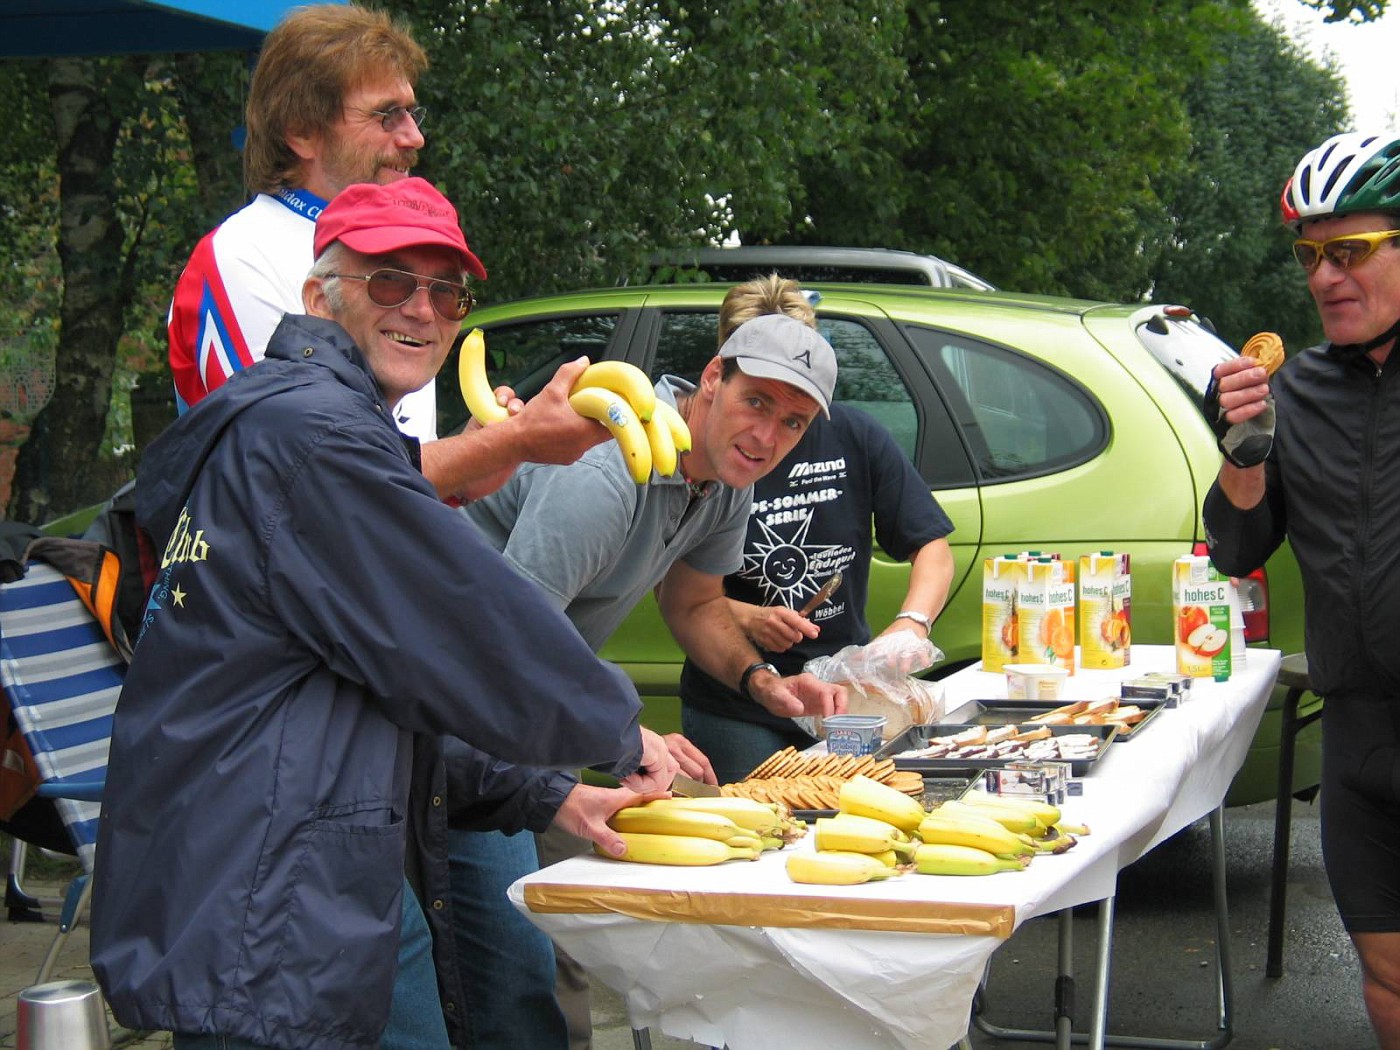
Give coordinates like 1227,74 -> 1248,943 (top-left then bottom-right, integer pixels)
1292,229 -> 1400,273
370,105 -> 427,132
329,268 -> 473,321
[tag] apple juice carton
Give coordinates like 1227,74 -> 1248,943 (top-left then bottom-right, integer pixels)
981,554 -> 1024,672
1079,551 -> 1131,669
1172,555 -> 1232,681
1019,556 -> 1076,674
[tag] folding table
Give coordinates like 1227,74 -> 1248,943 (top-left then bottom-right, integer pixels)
511,646 -> 1280,1050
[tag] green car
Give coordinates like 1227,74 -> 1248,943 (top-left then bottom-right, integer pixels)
436,281 -> 1316,805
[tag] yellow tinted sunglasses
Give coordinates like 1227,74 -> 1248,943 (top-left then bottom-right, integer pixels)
1292,229 -> 1400,273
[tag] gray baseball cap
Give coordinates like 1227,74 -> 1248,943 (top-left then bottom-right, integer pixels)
718,313 -> 837,418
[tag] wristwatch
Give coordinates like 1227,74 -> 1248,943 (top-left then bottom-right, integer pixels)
896,610 -> 934,634
739,661 -> 780,700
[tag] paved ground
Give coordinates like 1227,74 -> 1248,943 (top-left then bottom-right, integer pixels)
0,798 -> 1370,1049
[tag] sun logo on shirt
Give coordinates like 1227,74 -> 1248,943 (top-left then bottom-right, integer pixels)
740,515 -> 843,609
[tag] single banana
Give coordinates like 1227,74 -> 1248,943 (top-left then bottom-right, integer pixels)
642,797 -> 791,836
1024,828 -> 1078,854
609,806 -> 751,843
786,850 -> 902,885
959,792 -> 1062,828
838,774 -> 926,834
814,814 -> 917,858
571,361 -> 657,422
869,849 -> 901,868
569,385 -> 653,483
916,812 -> 1036,858
937,799 -> 1040,836
643,411 -> 678,477
597,832 -> 760,866
1054,821 -> 1092,837
914,843 -> 1029,876
458,327 -> 509,424
651,399 -> 692,453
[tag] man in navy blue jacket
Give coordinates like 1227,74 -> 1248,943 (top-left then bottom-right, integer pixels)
91,179 -> 677,1050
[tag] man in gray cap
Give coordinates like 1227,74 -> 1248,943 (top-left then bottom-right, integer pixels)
449,311 -> 846,1048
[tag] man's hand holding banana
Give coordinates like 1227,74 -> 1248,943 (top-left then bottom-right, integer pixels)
461,328 -> 690,484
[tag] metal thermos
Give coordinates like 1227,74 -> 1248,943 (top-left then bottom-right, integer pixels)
16,980 -> 111,1050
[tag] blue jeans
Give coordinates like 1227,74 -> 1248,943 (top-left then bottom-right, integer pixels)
175,878 -> 449,1050
448,828 -> 568,1049
383,879 -> 452,1049
681,703 -> 819,785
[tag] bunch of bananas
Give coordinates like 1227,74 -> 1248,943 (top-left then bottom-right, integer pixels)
457,327 -> 691,484
785,775 -> 921,885
784,776 -> 1092,883
912,793 -> 1088,874
595,796 -> 805,867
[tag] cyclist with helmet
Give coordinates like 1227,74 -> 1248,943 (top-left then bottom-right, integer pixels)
1204,130 -> 1400,1046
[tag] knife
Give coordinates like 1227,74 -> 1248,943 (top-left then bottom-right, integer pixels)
670,772 -> 723,797
798,571 -> 843,617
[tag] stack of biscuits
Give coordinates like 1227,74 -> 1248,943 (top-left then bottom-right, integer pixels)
719,747 -> 925,811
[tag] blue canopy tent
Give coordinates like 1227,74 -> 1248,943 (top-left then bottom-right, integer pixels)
0,1 -> 332,57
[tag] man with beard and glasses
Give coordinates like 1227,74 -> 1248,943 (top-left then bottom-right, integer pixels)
167,4 -> 603,505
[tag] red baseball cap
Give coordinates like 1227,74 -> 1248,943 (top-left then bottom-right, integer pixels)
314,177 -> 487,280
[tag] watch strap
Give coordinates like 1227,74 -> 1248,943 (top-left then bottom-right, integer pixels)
739,661 -> 779,700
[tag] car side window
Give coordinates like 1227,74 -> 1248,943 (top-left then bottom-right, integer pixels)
436,313 -> 620,435
652,311 -> 920,459
908,326 -> 1106,481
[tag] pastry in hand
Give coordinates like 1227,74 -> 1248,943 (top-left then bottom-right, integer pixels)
1241,332 -> 1285,376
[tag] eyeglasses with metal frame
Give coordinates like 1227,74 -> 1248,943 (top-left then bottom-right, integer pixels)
369,105 -> 427,132
329,268 -> 473,321
1292,229 -> 1400,273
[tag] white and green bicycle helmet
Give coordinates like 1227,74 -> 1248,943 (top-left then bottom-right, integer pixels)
1281,131 -> 1400,230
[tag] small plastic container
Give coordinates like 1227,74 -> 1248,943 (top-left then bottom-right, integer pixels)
1004,663 -> 1069,701
823,714 -> 887,756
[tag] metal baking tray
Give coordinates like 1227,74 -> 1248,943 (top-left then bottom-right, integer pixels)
792,770 -> 981,823
876,723 -> 1117,775
942,698 -> 1167,741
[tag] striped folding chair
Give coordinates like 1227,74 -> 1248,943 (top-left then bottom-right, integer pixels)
0,539 -> 128,983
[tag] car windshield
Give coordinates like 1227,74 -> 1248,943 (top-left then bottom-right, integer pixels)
1133,307 -> 1236,402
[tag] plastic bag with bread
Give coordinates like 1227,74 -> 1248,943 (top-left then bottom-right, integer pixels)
795,632 -> 946,742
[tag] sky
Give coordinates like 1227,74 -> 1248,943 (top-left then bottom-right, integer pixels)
1254,0 -> 1400,128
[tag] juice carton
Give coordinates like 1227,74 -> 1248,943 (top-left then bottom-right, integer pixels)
1018,557 -> 1076,674
981,554 -> 1025,672
1079,551 -> 1131,669
1172,555 -> 1232,681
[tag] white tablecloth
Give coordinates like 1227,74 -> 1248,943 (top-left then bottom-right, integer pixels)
509,645 -> 1280,1050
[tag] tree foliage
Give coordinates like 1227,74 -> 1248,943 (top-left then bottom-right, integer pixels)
397,0 -> 909,303
1147,15 -> 1350,352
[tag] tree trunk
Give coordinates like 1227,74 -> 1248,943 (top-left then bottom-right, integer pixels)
8,57 -> 133,523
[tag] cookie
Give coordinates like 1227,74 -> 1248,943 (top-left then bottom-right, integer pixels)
1241,331 -> 1285,376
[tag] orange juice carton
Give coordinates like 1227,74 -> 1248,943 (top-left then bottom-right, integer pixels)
1018,557 -> 1076,674
1079,551 -> 1131,669
1172,555 -> 1232,681
981,554 -> 1025,672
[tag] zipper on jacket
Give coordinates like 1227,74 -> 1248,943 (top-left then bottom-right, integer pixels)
1351,358 -> 1389,661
